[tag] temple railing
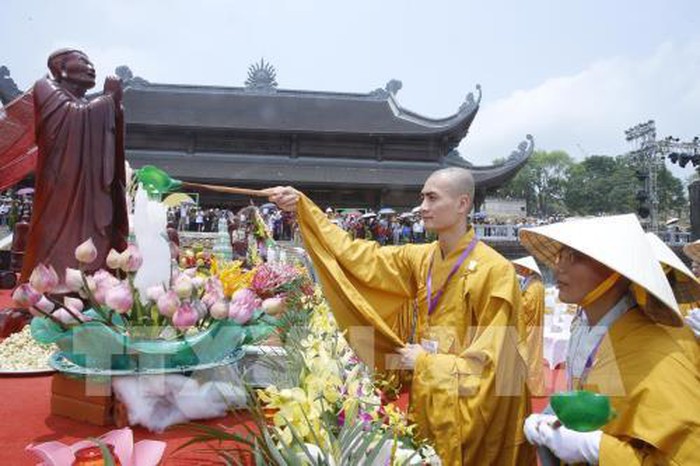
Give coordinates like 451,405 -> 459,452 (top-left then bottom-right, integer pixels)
474,224 -> 692,245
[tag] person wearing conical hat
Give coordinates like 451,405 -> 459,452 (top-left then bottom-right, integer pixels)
646,232 -> 700,312
519,214 -> 700,465
268,167 -> 535,466
512,256 -> 546,396
681,239 -> 700,337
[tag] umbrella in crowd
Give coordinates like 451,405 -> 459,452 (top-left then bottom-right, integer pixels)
411,206 -> 421,213
162,192 -> 196,207
16,187 -> 34,196
361,212 -> 377,219
378,207 -> 396,215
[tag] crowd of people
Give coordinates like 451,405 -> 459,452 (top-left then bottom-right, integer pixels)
0,189 -> 33,231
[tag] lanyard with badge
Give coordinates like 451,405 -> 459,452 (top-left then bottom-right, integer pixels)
421,235 -> 479,354
567,308 -> 606,391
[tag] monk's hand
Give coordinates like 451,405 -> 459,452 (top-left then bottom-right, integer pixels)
398,344 -> 426,370
103,76 -> 123,105
267,186 -> 301,212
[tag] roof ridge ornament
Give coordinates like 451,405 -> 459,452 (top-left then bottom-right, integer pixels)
245,58 -> 278,92
507,134 -> 535,163
115,65 -> 149,88
370,79 -> 403,99
459,84 -> 482,114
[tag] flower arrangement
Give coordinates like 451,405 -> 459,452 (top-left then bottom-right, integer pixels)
183,288 -> 441,465
13,238 -> 293,371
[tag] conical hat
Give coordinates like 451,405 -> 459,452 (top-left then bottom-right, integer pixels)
646,232 -> 700,304
683,239 -> 700,262
519,214 -> 682,327
512,256 -> 542,277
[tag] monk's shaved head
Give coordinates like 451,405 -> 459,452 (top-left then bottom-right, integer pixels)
427,167 -> 475,200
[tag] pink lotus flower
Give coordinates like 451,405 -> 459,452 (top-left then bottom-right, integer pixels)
146,285 -> 166,302
191,276 -> 205,289
93,269 -> 120,288
29,263 -> 60,294
63,296 -> 84,313
26,426 -> 165,466
75,238 -> 98,264
34,296 -> 55,314
11,283 -> 41,308
173,302 -> 198,329
123,244 -> 143,272
262,296 -> 286,317
53,308 -> 86,324
209,299 -> 229,320
229,288 -> 260,324
106,248 -> 123,270
105,283 -> 133,314
173,274 -> 193,299
64,267 -> 84,292
156,290 -> 180,317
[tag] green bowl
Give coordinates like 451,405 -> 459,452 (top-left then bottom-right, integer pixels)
550,390 -> 616,432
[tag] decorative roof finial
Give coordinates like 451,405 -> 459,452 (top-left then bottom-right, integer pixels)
459,84 -> 482,114
245,58 -> 278,92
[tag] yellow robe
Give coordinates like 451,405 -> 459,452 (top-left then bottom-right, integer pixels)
296,194 -> 535,466
581,308 -> 700,465
520,277 -> 545,396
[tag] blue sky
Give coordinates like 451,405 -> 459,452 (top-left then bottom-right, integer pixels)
3,0 -> 700,179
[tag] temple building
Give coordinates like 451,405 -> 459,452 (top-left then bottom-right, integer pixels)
3,60 -> 533,211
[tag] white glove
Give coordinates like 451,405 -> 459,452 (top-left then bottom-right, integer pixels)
523,413 -> 602,464
685,309 -> 700,338
523,413 -> 550,445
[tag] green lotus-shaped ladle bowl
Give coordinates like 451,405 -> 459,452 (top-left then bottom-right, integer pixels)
550,390 -> 616,432
135,165 -> 183,195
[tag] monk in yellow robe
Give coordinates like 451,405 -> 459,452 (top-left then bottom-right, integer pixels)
512,256 -> 546,396
520,214 -> 700,465
268,167 -> 535,465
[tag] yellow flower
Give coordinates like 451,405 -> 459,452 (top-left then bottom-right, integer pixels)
217,260 -> 253,298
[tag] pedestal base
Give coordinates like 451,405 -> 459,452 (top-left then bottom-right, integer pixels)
50,373 -> 114,426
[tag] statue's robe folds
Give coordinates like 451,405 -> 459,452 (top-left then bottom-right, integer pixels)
520,278 -> 545,395
296,194 -> 535,466
575,309 -> 700,466
20,78 -> 128,282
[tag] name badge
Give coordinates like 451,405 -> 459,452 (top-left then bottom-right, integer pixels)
421,338 -> 439,354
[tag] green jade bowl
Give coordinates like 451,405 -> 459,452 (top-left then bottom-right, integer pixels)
550,390 -> 616,432
135,165 -> 183,195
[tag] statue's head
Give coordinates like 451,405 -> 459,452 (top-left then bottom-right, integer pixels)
0,66 -> 8,78
47,48 -> 96,90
